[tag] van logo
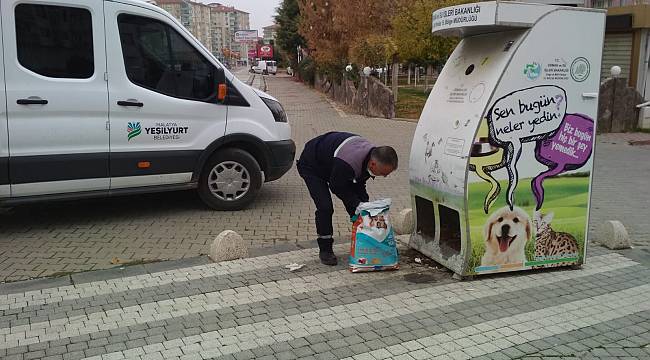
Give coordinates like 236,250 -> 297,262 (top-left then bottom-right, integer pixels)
127,122 -> 142,141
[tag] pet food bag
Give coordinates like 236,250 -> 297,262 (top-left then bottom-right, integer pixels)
349,198 -> 399,272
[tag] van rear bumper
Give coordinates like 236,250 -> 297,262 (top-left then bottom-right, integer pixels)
265,139 -> 296,182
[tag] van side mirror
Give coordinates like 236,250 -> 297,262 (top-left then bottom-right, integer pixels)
215,67 -> 227,102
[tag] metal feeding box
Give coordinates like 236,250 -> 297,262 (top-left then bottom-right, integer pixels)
409,1 -> 605,277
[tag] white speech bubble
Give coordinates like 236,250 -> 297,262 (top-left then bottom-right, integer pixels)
487,85 -> 567,208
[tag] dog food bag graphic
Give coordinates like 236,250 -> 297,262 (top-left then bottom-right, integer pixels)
350,199 -> 399,273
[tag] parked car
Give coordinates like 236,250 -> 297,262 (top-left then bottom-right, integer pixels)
0,0 -> 295,210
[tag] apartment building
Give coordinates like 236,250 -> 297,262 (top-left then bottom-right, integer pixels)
153,1 -> 250,62
155,0 -> 213,53
263,24 -> 279,43
208,4 -> 231,60
231,8 -> 251,56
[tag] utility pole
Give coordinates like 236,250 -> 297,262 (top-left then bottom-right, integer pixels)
244,42 -> 250,69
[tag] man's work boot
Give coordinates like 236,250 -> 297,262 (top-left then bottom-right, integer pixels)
317,237 -> 338,266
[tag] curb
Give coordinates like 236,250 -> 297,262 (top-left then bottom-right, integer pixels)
0,257 -> 211,295
393,117 -> 419,123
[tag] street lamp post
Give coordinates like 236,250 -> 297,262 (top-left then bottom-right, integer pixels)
610,65 -> 622,132
344,64 -> 353,104
362,66 -> 371,114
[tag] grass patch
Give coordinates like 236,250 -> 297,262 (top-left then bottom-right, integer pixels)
396,87 -> 428,119
390,77 -> 436,87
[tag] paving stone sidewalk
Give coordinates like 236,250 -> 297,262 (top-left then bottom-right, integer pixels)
1,241 -> 649,360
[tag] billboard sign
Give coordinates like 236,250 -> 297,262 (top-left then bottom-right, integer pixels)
257,44 -> 274,58
234,30 -> 258,43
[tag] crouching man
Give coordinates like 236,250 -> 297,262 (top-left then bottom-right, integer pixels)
297,132 -> 398,265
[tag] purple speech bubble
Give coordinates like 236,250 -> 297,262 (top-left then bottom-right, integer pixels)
532,113 -> 594,210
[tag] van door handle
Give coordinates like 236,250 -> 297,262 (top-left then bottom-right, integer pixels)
17,98 -> 48,105
117,100 -> 144,107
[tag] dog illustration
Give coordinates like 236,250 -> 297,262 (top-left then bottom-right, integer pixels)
481,206 -> 531,266
369,215 -> 388,229
375,215 -> 388,229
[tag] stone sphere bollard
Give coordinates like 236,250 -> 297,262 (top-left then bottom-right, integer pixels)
392,208 -> 415,235
597,220 -> 632,250
209,230 -> 249,262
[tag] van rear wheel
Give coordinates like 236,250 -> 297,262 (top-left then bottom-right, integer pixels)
198,148 -> 262,210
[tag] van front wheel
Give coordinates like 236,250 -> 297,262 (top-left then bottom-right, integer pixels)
198,148 -> 262,210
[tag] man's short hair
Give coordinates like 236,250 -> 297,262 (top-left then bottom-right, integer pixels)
370,146 -> 398,169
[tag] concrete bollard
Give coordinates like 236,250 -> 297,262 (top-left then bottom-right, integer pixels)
209,230 -> 249,262
392,208 -> 415,235
597,220 -> 632,250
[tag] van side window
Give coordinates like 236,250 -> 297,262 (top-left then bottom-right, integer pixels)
15,4 -> 94,79
118,14 -> 216,101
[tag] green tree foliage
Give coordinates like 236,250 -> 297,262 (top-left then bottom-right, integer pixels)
392,0 -> 468,65
275,0 -> 306,66
349,35 -> 397,66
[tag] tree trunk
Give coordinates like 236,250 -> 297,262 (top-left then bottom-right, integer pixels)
343,72 -> 347,105
408,65 -> 411,85
384,62 -> 388,84
364,76 -> 369,116
392,56 -> 399,104
425,66 -> 429,90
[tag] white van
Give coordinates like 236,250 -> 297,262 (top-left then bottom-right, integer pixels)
266,61 -> 278,75
255,60 -> 277,75
0,0 -> 295,210
254,61 -> 265,75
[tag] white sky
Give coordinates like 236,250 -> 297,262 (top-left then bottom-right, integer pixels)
197,0 -> 282,35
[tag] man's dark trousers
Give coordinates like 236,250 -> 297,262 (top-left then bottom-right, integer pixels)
296,161 -> 334,238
